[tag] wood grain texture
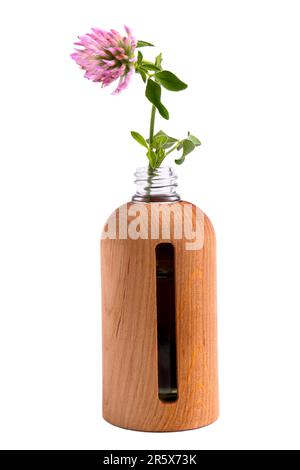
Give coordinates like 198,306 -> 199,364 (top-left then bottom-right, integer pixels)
101,201 -> 218,432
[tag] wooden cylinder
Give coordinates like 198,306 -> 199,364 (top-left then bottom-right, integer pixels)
101,201 -> 218,431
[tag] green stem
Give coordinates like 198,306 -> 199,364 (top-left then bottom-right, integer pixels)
149,105 -> 156,147
165,141 -> 181,156
148,104 -> 157,170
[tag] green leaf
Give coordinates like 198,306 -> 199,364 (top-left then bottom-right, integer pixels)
141,61 -> 161,72
176,132 -> 201,151
147,148 -> 157,168
145,79 -> 169,120
155,71 -> 188,91
152,134 -> 169,148
139,69 -> 147,83
156,147 -> 166,166
187,132 -> 201,146
175,139 -> 195,165
155,53 -> 163,69
137,50 -> 143,65
130,131 -> 148,149
137,40 -> 154,47
150,130 -> 178,149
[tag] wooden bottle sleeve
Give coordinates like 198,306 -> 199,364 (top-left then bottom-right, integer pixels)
101,201 -> 218,431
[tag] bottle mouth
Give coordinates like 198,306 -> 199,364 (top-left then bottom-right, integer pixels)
132,166 -> 181,203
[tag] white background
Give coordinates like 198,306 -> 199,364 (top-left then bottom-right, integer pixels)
0,0 -> 300,450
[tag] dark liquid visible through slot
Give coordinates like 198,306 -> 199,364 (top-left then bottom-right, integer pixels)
155,243 -> 178,402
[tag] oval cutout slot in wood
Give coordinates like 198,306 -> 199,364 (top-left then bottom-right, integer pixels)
155,243 -> 178,403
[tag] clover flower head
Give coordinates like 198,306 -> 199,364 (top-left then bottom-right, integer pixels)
71,26 -> 137,94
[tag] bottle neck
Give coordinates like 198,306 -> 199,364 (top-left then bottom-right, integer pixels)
132,166 -> 181,203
